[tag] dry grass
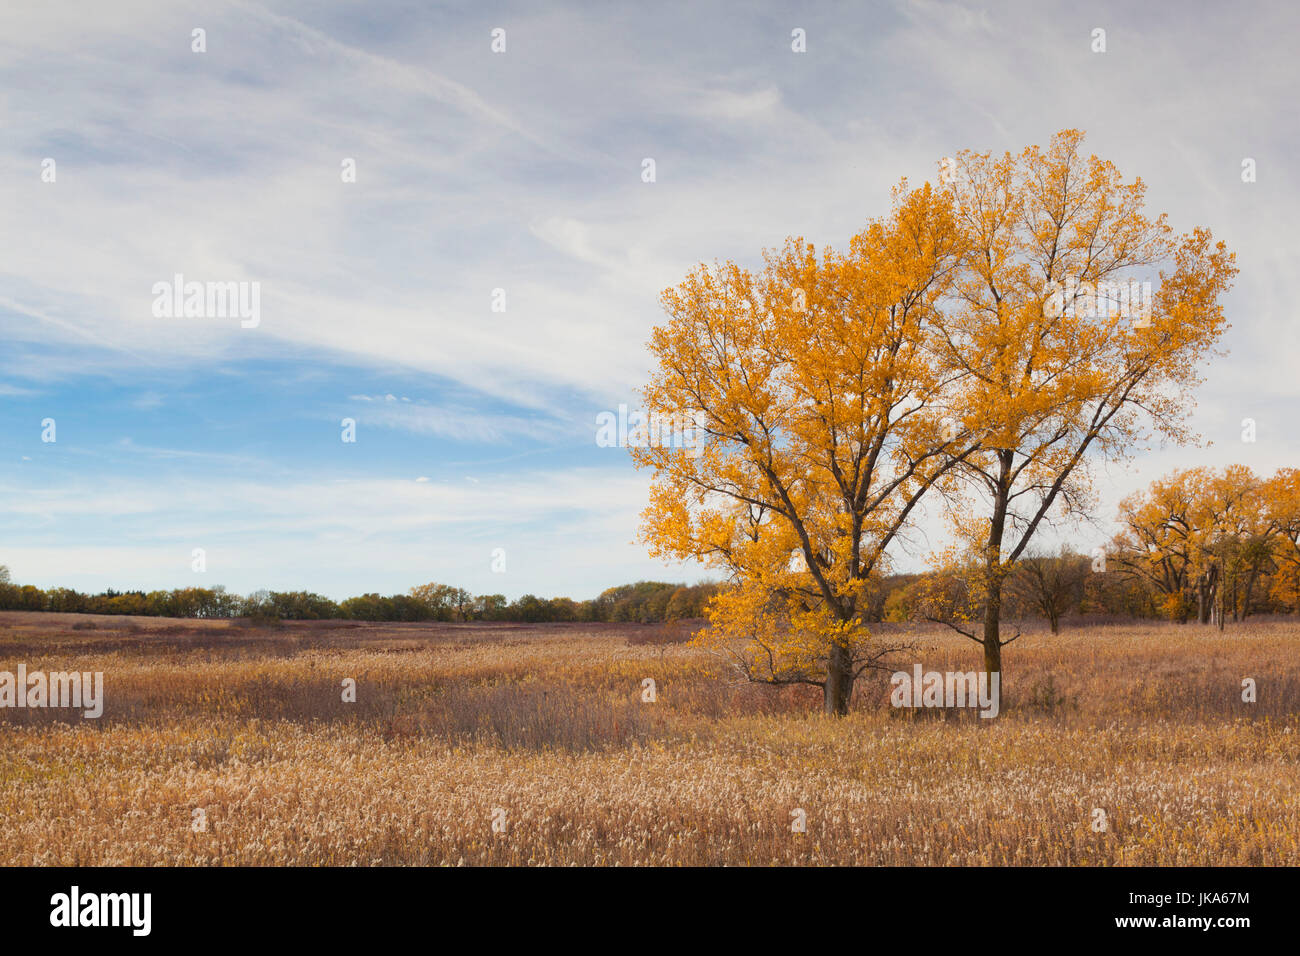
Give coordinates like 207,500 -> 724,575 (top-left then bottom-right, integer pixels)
1,612 -> 1297,865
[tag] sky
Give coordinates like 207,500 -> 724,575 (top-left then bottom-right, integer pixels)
1,0 -> 1297,601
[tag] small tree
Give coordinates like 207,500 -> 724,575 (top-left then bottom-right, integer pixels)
1006,547 -> 1088,633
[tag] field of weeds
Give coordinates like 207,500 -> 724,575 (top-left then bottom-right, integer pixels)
1,611 -> 1297,865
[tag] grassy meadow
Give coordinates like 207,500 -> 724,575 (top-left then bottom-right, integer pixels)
1,611 -> 1297,866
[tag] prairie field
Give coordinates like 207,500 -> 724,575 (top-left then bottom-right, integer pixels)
1,611 -> 1298,866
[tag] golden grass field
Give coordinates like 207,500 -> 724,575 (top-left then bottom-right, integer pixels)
1,611 -> 1297,866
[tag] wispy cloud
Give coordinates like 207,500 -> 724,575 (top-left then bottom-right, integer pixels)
0,0 -> 1295,595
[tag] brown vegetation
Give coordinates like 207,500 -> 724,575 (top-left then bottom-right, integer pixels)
1,612 -> 1297,865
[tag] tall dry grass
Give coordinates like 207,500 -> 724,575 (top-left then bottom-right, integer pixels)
1,613 -> 1297,865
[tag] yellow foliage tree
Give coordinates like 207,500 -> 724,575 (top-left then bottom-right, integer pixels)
1263,468 -> 1300,613
1112,467 -> 1204,621
932,129 -> 1236,673
1114,465 -> 1276,624
633,183 -> 977,715
637,130 -> 1236,713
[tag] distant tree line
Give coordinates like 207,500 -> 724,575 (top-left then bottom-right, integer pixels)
885,465 -> 1300,630
881,551 -> 1147,632
5,461 -> 1294,630
0,566 -> 721,624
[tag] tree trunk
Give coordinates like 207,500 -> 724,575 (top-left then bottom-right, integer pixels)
1242,562 -> 1260,619
824,641 -> 852,716
1197,567 -> 1218,625
982,451 -> 1013,682
1211,572 -> 1222,632
983,591 -> 1003,674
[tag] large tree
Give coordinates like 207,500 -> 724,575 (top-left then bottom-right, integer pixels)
1265,468 -> 1300,613
1112,467 -> 1204,621
1196,465 -> 1271,624
637,130 -> 1236,713
932,129 -> 1236,674
1113,465 -> 1273,624
634,183 -> 976,715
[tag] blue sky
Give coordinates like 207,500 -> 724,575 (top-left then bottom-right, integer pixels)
1,0 -> 1298,600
